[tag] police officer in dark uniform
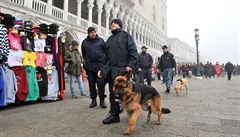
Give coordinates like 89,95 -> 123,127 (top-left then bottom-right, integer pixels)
81,27 -> 106,108
158,45 -> 176,93
97,19 -> 138,124
138,46 -> 153,86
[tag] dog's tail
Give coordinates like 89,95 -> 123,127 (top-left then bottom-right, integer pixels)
161,108 -> 171,114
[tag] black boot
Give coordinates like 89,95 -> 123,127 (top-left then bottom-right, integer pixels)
165,88 -> 170,93
100,99 -> 107,108
89,99 -> 97,108
102,114 -> 120,124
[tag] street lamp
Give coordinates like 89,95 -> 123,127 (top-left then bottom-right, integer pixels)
194,28 -> 203,79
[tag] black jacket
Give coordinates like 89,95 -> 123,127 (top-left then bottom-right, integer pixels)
225,62 -> 234,72
138,52 -> 153,69
101,29 -> 138,80
158,52 -> 176,70
81,35 -> 105,72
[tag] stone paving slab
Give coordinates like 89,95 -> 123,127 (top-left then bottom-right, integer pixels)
0,76 -> 240,137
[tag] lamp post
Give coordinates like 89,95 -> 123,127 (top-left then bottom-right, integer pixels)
194,28 -> 203,79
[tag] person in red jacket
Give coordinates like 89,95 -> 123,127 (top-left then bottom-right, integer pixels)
214,62 -> 222,77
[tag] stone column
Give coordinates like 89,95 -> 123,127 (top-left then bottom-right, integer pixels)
118,6 -> 125,21
96,0 -> 104,33
111,1 -> 120,19
63,0 -> 69,21
104,0 -> 114,35
46,0 -> 52,15
123,9 -> 130,31
128,12 -> 134,35
76,0 -> 84,25
24,0 -> 33,9
87,0 -> 94,26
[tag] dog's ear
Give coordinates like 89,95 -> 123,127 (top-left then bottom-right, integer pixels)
124,72 -> 131,81
177,79 -> 182,82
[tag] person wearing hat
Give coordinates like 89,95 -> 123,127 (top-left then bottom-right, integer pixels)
64,40 -> 87,98
138,46 -> 153,86
81,27 -> 106,108
158,45 -> 176,93
97,18 -> 138,124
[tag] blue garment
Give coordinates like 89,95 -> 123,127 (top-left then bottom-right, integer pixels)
4,68 -> 18,104
163,68 -> 174,89
81,35 -> 105,72
0,67 -> 5,106
69,75 -> 86,96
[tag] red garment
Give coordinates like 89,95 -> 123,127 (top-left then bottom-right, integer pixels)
214,64 -> 222,75
11,66 -> 28,101
82,68 -> 84,81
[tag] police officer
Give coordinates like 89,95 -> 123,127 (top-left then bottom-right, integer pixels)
158,45 -> 176,93
97,18 -> 138,124
81,27 -> 106,108
138,46 -> 153,86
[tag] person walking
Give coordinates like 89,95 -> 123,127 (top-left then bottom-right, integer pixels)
225,61 -> 234,80
64,40 -> 87,98
214,62 -> 222,77
82,27 -> 106,108
138,46 -> 153,86
97,18 -> 138,124
158,45 -> 176,93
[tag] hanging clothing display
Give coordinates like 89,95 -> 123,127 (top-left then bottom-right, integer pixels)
7,49 -> 23,67
0,67 -> 5,106
8,32 -> 22,50
23,51 -> 36,68
25,66 -> 39,101
3,68 -> 18,104
0,26 -> 10,61
0,12 -> 65,108
36,66 -> 48,97
11,66 -> 28,102
21,34 -> 34,52
53,35 -> 65,99
36,52 -> 46,67
34,39 -> 46,52
42,68 -> 59,101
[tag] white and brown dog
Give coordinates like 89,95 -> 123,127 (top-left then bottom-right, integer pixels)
174,78 -> 188,96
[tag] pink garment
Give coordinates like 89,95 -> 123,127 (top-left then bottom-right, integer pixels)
36,52 -> 46,67
8,33 -> 22,50
215,64 -> 222,75
46,54 -> 53,65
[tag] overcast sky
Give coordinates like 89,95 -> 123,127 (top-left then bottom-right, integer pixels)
167,0 -> 240,64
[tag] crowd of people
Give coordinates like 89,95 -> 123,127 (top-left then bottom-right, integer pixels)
174,61 -> 240,80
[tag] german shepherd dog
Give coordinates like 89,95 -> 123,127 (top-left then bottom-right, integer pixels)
113,74 -> 171,135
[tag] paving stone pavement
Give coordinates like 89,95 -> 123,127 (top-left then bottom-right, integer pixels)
0,76 -> 240,137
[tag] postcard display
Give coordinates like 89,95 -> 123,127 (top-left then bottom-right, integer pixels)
0,13 -> 66,107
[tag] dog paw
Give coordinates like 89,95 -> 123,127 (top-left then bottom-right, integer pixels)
156,121 -> 162,125
124,128 -> 135,135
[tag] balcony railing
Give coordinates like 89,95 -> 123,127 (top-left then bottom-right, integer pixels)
52,6 -> 64,19
9,0 -> 24,6
32,0 -> 47,14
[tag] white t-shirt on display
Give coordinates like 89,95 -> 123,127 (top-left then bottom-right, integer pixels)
7,49 -> 24,67
34,39 -> 46,52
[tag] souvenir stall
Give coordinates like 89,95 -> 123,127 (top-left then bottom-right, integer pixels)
0,12 -> 65,108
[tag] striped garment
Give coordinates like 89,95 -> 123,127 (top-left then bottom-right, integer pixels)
0,26 -> 10,60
